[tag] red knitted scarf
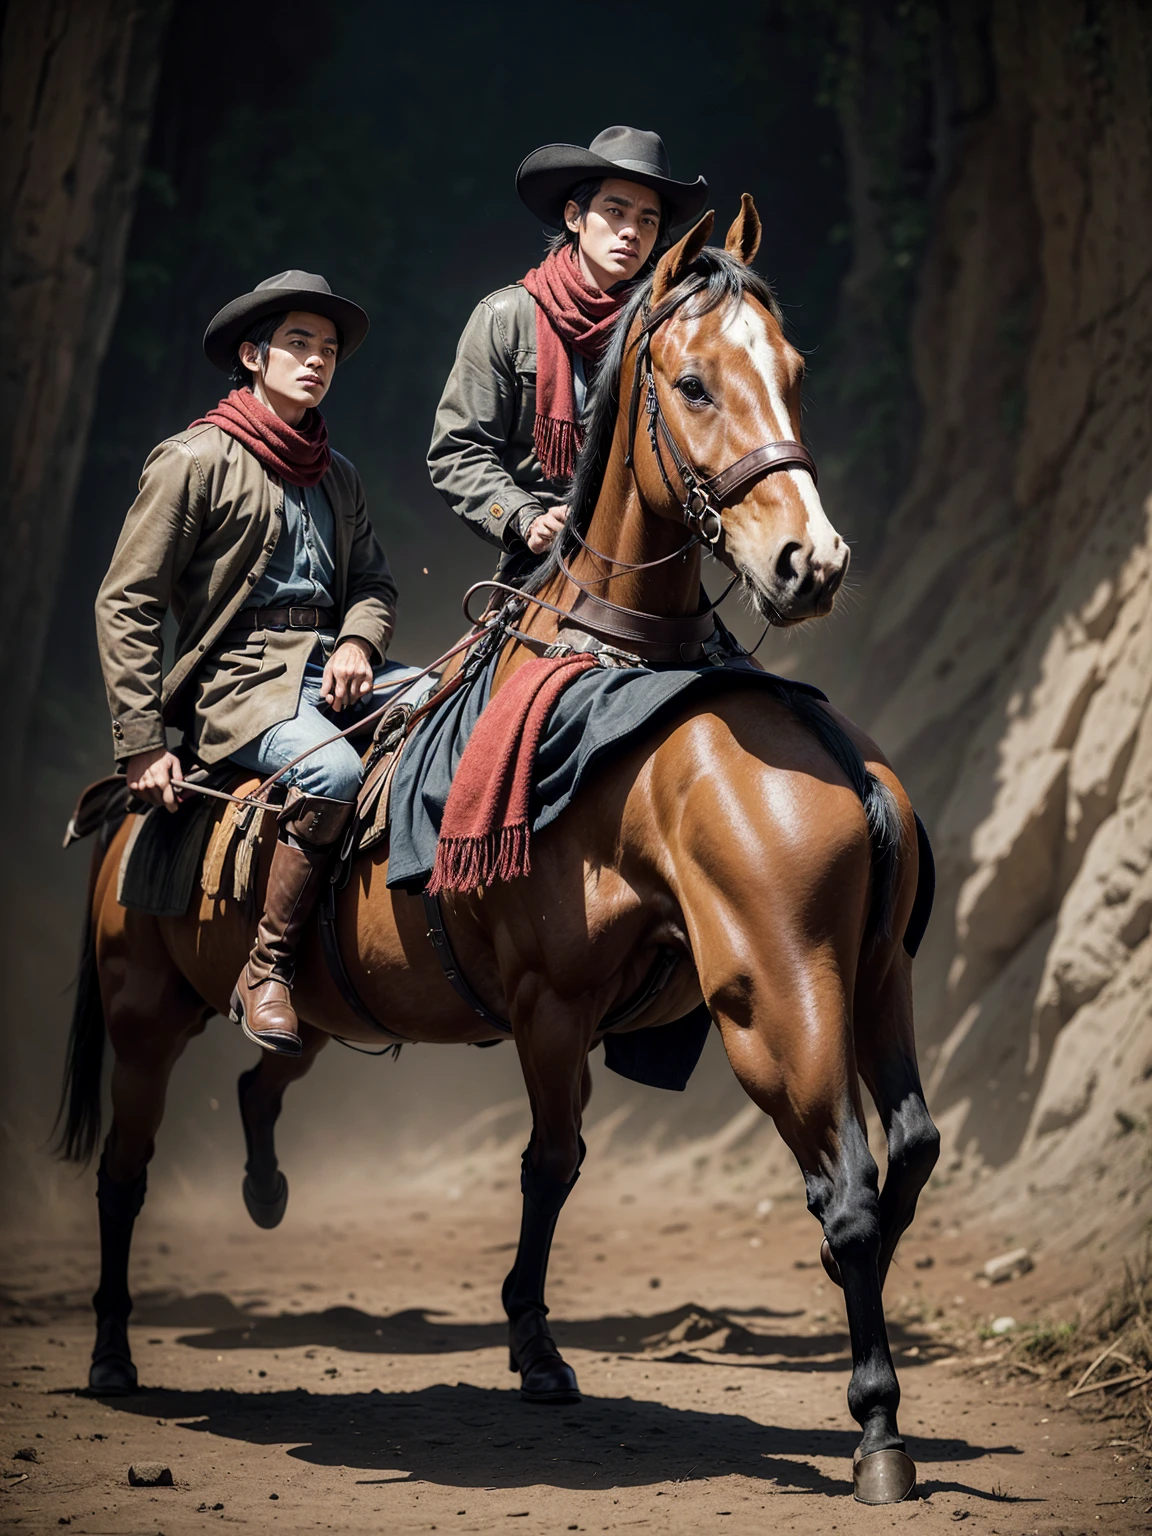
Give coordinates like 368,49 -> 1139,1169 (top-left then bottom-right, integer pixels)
427,653 -> 600,894
520,246 -> 628,482
191,388 -> 331,487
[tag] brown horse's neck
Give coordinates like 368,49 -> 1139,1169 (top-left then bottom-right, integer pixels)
561,419 -> 703,618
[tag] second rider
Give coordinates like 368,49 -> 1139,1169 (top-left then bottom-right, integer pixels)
428,125 -> 707,580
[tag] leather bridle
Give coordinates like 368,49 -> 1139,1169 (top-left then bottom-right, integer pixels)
623,302 -> 818,549
548,289 -> 819,661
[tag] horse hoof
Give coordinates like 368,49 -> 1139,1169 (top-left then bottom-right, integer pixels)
88,1355 -> 138,1394
853,1448 -> 916,1504
242,1170 -> 288,1229
509,1312 -> 582,1404
518,1353 -> 581,1404
89,1317 -> 138,1395
820,1237 -> 843,1287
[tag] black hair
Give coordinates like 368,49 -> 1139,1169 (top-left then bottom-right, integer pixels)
546,175 -> 672,268
522,245 -> 783,598
228,310 -> 344,390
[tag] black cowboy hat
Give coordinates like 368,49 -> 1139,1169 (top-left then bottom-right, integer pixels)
516,125 -> 708,231
202,270 -> 370,372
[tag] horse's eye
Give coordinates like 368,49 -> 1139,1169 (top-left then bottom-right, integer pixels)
677,376 -> 709,403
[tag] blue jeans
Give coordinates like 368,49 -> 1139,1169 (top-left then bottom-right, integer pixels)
230,656 -> 427,801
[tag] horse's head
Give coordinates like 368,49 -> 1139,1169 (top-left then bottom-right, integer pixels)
629,197 -> 848,625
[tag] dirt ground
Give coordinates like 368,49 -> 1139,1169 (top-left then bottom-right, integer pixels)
1,1168 -> 1149,1536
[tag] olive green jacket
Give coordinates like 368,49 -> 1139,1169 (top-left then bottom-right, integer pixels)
427,284 -> 570,551
96,423 -> 398,765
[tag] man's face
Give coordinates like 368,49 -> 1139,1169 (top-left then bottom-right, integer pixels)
240,311 -> 338,415
566,177 -> 662,287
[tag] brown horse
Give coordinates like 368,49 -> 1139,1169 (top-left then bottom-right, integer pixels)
58,198 -> 938,1505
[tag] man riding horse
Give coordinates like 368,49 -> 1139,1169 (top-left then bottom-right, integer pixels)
96,272 -> 414,1058
428,125 -> 707,579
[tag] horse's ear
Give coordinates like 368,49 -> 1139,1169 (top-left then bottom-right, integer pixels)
724,193 -> 761,266
650,210 -> 715,306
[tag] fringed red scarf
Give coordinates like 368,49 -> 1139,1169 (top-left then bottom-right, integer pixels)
427,653 -> 600,894
520,247 -> 628,482
190,388 -> 331,487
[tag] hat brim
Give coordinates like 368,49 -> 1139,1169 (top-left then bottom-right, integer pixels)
203,289 -> 370,372
516,144 -> 708,231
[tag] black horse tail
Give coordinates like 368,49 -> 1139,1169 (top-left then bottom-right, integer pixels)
775,687 -> 905,946
53,824 -> 117,1165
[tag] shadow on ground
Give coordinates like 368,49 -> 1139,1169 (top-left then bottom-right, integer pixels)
129,1294 -> 944,1375
69,1380 -> 1019,1495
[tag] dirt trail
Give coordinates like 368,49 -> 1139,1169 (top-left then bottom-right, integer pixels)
1,1174 -> 1148,1535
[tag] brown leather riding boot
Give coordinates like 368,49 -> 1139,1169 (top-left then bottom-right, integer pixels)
230,791 -> 355,1056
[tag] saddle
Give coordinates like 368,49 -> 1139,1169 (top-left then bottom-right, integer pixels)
61,694 -> 422,925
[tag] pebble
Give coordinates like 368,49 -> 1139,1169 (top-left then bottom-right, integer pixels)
983,1247 -> 1033,1283
128,1462 -> 173,1487
990,1316 -> 1017,1335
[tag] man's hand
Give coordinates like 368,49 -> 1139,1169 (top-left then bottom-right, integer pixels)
525,505 -> 569,554
321,637 -> 375,712
125,747 -> 185,813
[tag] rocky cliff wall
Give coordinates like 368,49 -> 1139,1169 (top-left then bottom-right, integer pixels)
790,0 -> 1152,1251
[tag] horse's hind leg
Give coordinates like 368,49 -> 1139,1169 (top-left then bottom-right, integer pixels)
237,1021 -> 329,1229
501,999 -> 593,1404
92,940 -> 207,1394
852,951 -> 939,1288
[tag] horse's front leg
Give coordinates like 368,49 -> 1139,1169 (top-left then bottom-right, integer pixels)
716,961 -> 916,1504
502,987 -> 595,1404
237,1020 -> 330,1229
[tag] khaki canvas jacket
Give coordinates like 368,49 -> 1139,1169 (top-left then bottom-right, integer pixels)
96,423 -> 398,766
427,284 -> 569,551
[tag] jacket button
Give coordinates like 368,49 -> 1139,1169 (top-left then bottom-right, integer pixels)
247,573 -> 257,583
490,503 -> 504,520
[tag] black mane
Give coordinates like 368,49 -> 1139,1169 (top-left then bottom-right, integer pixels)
523,247 -> 784,597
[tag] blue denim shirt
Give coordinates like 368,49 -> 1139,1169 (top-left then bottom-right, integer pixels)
248,481 -> 336,608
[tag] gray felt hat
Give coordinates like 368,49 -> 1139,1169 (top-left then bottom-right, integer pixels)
516,125 -> 708,230
203,270 -> 369,371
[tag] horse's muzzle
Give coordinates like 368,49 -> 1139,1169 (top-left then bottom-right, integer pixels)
746,542 -> 850,625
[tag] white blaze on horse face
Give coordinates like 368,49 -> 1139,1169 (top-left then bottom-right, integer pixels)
722,303 -> 844,581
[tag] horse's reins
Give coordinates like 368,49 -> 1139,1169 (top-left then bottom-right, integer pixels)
172,626 -> 487,812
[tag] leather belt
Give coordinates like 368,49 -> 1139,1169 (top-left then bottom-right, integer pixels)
225,605 -> 336,634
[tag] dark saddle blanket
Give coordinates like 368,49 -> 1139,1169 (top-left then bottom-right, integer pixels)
387,649 -> 825,892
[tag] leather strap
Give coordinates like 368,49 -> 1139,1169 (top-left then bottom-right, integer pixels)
318,880 -> 410,1042
422,892 -> 512,1033
707,440 -> 817,504
226,605 -> 336,634
560,582 -> 717,664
